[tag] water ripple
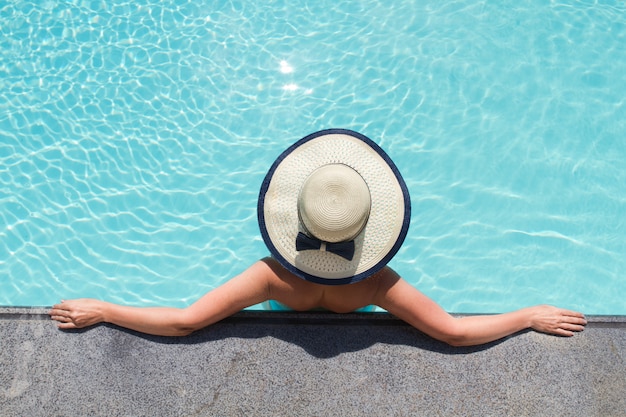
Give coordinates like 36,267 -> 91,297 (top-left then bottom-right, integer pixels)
1,0 -> 625,313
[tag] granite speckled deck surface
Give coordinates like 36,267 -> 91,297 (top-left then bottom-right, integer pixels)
1,308 -> 625,416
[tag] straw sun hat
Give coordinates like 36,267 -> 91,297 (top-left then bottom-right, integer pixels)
258,129 -> 411,285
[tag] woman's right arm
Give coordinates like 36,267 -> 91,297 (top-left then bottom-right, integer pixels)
374,268 -> 586,347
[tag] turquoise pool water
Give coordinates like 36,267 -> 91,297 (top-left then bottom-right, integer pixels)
1,0 -> 625,314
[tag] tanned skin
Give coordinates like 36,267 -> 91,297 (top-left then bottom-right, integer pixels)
50,257 -> 586,346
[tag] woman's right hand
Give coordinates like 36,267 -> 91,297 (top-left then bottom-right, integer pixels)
528,305 -> 587,336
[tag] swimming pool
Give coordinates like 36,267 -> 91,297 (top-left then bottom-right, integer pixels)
1,0 -> 625,314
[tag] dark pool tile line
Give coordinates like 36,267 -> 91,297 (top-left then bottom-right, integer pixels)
1,306 -> 625,328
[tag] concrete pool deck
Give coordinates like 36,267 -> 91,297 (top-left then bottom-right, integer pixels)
1,308 -> 624,416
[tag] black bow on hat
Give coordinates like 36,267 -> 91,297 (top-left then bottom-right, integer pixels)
295,232 -> 355,261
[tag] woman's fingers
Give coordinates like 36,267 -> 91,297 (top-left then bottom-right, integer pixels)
50,304 -> 75,328
49,299 -> 100,329
559,320 -> 587,332
530,305 -> 587,336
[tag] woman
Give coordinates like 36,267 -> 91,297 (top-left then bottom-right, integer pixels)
50,129 -> 586,346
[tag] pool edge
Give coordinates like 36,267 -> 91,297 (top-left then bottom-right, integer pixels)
2,305 -> 625,416
2,306 -> 625,327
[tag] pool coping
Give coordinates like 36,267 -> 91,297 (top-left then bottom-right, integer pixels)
2,306 -> 625,326
2,306 -> 625,416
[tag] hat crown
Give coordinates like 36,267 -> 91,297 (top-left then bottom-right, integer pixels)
298,164 -> 371,243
